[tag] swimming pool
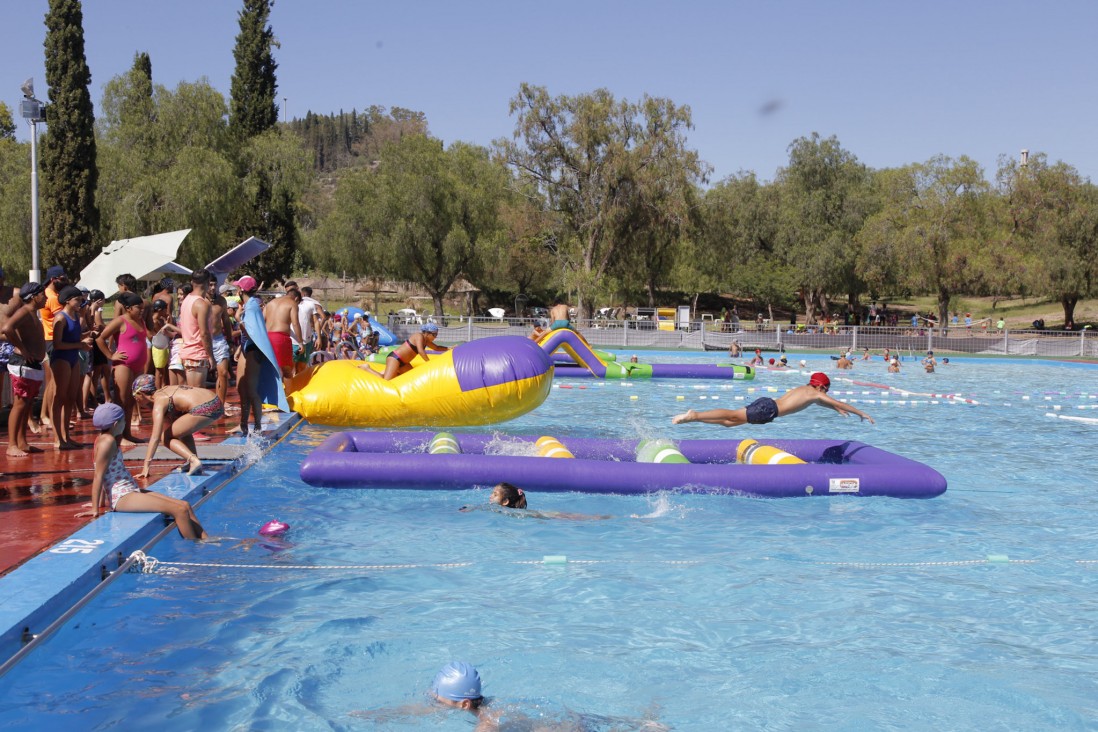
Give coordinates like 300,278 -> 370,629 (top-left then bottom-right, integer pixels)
1,355 -> 1096,730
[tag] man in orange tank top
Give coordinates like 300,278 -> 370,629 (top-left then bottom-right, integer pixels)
38,266 -> 68,433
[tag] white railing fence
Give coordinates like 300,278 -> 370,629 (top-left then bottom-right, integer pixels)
382,316 -> 1096,358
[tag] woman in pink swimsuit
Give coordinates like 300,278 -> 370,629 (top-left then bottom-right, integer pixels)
96,292 -> 149,444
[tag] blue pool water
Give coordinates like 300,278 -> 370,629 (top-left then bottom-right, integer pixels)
1,355 -> 1097,730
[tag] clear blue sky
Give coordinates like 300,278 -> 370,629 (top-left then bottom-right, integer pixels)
4,0 -> 1097,184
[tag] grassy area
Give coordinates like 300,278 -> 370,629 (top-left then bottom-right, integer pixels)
883,295 -> 1097,329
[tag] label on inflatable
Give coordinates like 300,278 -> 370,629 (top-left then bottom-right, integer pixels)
829,477 -> 860,493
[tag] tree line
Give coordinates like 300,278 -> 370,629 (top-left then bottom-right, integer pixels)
1,1 -> 1096,325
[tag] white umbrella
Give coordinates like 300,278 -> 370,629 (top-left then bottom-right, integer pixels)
205,236 -> 271,286
78,229 -> 191,297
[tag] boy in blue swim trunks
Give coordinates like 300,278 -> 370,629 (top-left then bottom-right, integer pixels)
672,372 -> 874,427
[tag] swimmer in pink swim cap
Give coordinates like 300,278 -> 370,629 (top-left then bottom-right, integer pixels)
259,520 -> 290,537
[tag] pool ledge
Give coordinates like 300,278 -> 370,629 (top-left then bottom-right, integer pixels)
0,413 -> 301,666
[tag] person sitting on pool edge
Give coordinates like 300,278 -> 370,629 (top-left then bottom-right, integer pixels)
79,403 -> 208,540
672,372 -> 874,427
358,322 -> 448,380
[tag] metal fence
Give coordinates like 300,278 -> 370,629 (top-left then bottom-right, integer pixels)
386,317 -> 1097,358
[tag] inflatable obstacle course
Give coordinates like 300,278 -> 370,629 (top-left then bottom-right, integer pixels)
300,432 -> 947,498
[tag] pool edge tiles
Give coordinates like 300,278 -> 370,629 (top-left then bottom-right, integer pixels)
0,414 -> 301,668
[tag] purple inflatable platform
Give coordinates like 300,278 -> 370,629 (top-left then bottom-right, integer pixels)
300,432 -> 946,498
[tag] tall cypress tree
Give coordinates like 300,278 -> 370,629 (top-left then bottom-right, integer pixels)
230,0 -> 297,281
40,0 -> 100,274
229,0 -> 278,139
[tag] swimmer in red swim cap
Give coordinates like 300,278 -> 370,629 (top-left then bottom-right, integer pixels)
673,372 -> 873,427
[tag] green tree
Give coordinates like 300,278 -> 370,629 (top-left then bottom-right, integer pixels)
999,154 -> 1098,325
40,0 -> 100,274
229,0 -> 298,281
486,183 -> 559,298
0,103 -> 15,140
0,128 -> 31,277
229,0 -> 278,139
499,84 -> 705,318
775,133 -> 876,323
97,75 -> 242,265
684,173 -> 792,316
858,155 -> 991,326
312,136 -> 505,316
236,129 -> 312,282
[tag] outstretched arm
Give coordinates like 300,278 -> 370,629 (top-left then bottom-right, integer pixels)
820,394 -> 874,423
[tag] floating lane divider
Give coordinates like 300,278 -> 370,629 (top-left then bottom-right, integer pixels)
637,438 -> 690,464
737,439 -> 806,465
300,432 -> 947,498
536,436 -> 575,458
428,432 -> 461,455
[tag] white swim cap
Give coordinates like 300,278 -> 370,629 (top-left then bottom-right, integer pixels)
799,359 -> 807,367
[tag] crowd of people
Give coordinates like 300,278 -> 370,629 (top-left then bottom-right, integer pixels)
0,266 -> 372,540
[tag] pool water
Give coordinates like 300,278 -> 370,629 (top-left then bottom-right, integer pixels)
1,355 -> 1097,730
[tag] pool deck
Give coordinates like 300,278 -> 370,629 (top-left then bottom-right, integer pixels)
0,396 -> 300,667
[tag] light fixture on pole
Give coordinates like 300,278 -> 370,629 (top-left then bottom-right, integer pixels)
20,77 -> 45,284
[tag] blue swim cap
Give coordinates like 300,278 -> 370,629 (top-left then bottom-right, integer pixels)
92,402 -> 125,430
432,661 -> 482,702
422,322 -> 439,333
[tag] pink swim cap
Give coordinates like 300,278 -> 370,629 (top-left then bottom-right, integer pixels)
259,520 -> 290,537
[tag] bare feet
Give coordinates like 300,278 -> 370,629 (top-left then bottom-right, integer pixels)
6,446 -> 28,457
28,419 -> 43,435
187,456 -> 205,475
671,409 -> 697,425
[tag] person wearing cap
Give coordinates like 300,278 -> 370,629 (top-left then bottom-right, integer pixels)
922,350 -> 937,373
673,372 -> 874,427
38,265 -> 68,432
96,292 -> 151,445
78,402 -> 207,540
131,373 -> 223,477
82,290 -> 112,413
233,275 -> 267,435
262,283 -> 303,381
3,282 -> 49,456
748,348 -> 764,367
360,322 -> 448,380
836,352 -> 853,370
431,661 -> 485,715
888,356 -> 901,374
49,285 -> 95,449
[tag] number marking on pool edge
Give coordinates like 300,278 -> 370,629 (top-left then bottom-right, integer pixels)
50,539 -> 105,555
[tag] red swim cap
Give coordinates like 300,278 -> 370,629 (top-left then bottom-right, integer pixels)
768,358 -> 775,365
809,372 -> 830,390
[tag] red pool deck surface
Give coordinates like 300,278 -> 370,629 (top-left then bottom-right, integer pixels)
0,398 -> 245,577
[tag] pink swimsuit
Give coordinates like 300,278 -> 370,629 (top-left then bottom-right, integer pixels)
114,320 -> 148,370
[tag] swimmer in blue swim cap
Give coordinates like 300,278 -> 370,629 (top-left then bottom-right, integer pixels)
359,320 -> 448,380
432,661 -> 484,710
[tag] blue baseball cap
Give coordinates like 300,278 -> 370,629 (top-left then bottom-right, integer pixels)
46,265 -> 66,280
422,322 -> 439,333
432,661 -> 482,702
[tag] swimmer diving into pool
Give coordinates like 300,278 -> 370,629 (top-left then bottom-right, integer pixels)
672,372 -> 875,427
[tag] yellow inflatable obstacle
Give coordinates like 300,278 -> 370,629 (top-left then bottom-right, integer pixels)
286,336 -> 553,427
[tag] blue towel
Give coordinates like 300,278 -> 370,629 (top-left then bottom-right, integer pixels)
241,297 -> 289,412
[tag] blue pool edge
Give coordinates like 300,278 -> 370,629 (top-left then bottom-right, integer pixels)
0,412 -> 302,668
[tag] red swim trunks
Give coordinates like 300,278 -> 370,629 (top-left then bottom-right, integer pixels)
268,331 -> 293,369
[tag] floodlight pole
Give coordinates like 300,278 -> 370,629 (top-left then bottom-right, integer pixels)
20,84 -> 44,284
